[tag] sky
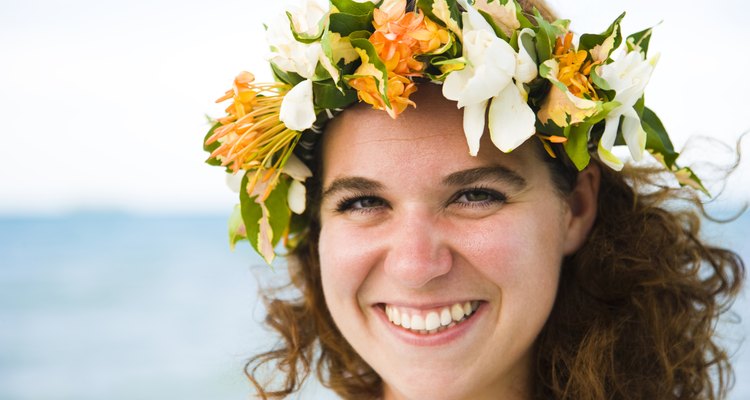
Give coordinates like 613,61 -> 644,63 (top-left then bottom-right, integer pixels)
1,0 -> 748,215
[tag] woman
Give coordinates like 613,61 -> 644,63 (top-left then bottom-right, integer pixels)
203,0 -> 745,398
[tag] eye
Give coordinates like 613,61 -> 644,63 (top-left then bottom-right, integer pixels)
335,195 -> 387,213
452,187 -> 506,208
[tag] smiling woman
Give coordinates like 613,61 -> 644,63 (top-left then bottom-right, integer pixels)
202,0 -> 745,399
316,85 -> 598,399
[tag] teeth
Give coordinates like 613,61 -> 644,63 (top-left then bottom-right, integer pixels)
440,308 -> 452,326
384,301 -> 480,334
411,314 -> 425,330
425,312 -> 440,331
401,313 -> 411,329
450,303 -> 464,321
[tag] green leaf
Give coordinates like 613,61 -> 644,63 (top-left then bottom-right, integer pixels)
627,25 -> 654,55
590,67 -> 611,91
477,9 -> 509,41
239,174 -> 264,256
564,123 -> 591,170
228,204 -> 245,250
515,0 -> 533,29
518,28 -> 538,64
633,95 -> 645,116
203,122 -> 223,166
331,0 -> 377,15
329,11 -> 374,36
349,37 -> 391,108
584,100 -> 619,125
533,11 -> 563,63
271,63 -> 305,86
264,177 -> 292,248
348,30 -> 371,41
286,11 -> 325,43
239,174 -> 293,263
313,80 -> 358,109
578,12 -> 624,54
674,166 -> 709,196
642,106 -> 678,167
417,0 -> 462,30
314,62 -> 333,81
538,59 -> 555,80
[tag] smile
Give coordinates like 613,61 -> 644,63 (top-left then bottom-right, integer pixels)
384,301 -> 480,335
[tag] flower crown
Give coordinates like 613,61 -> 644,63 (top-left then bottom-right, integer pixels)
203,0 -> 704,264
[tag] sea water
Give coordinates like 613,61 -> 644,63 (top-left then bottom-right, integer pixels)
1,212 -> 748,399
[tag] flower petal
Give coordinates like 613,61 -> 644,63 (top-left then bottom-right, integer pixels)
462,100 -> 489,156
225,171 -> 246,193
319,48 -> 340,83
598,115 -> 624,170
515,28 -> 538,85
281,154 -> 313,181
443,2 -> 516,108
288,179 -> 307,214
257,203 -> 276,264
598,140 -> 623,171
280,79 -> 316,131
598,50 -> 655,108
488,84 -> 536,153
621,107 -> 646,161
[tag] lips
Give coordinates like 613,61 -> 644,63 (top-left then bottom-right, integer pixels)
383,301 -> 480,334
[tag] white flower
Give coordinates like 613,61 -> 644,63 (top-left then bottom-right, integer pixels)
225,170 -> 246,193
283,154 -> 312,214
442,0 -> 536,155
280,79 -> 316,131
472,0 -> 520,38
597,50 -> 659,170
266,1 -> 339,131
266,13 -> 324,79
283,0 -> 330,37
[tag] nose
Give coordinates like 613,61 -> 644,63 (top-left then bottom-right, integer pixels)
383,207 -> 453,288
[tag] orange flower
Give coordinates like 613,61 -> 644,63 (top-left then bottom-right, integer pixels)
553,32 -> 599,100
410,17 -> 451,54
206,72 -> 300,197
348,73 -> 417,118
371,0 -> 426,76
384,74 -> 418,117
349,0 -> 449,117
370,29 -> 425,76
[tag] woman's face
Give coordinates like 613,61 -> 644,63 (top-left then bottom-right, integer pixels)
318,85 -> 592,400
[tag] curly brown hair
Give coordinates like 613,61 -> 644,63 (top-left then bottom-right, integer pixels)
243,2 -> 746,399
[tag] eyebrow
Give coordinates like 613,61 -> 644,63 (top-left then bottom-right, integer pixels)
442,166 -> 527,189
322,177 -> 384,201
322,166 -> 526,202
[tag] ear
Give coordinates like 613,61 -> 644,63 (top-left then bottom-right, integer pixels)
563,163 -> 600,255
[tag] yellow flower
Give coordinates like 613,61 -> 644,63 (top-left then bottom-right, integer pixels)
552,32 -> 599,100
538,32 -> 601,127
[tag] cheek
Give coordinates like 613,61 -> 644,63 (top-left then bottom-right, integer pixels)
318,222 -> 378,314
457,207 -> 566,300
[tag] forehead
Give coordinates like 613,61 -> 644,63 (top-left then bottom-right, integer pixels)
321,84 -> 544,183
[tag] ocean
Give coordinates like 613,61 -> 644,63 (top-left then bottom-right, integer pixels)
1,212 -> 748,399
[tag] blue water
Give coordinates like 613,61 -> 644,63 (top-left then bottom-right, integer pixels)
1,212 -> 748,399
